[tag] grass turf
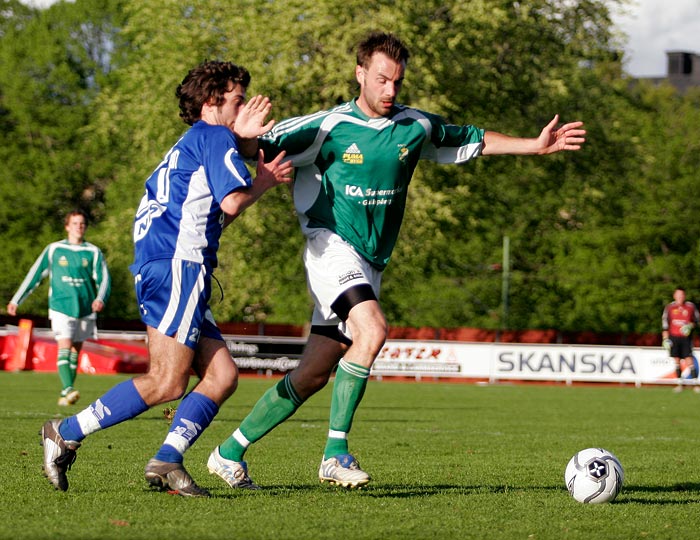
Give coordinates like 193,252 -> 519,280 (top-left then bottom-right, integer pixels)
2,371 -> 700,539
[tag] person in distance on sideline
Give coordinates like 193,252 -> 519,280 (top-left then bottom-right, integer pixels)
38,60 -> 293,496
7,210 -> 111,406
207,31 -> 586,490
662,287 -> 699,392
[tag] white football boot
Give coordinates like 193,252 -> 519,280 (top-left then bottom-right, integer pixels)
318,454 -> 370,489
207,447 -> 260,489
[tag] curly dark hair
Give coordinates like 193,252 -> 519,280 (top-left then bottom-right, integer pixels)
356,32 -> 410,69
176,61 -> 251,125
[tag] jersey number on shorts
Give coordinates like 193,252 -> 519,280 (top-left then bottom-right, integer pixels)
188,327 -> 201,344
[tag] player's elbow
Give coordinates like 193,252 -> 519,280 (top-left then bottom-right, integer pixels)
220,192 -> 250,224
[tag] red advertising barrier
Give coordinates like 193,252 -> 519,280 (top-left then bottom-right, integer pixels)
4,319 -> 33,371
0,331 -> 149,375
0,318 -> 671,377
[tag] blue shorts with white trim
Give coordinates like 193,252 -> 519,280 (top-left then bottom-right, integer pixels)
133,259 -> 223,349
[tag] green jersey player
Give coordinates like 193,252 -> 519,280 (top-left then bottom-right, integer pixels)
7,210 -> 110,406
209,31 -> 586,489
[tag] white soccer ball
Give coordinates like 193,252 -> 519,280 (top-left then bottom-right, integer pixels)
564,448 -> 624,504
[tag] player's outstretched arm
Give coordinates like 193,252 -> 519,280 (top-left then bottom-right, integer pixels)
481,114 -> 586,156
233,95 -> 275,158
221,149 -> 293,227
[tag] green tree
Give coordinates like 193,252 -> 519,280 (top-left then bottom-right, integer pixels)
89,0 -> 650,330
382,0 -> 630,330
9,0 -> 698,337
548,82 -> 700,333
0,0 -> 125,315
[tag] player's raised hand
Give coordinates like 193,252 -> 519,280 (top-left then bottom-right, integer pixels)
537,114 -> 586,154
256,149 -> 293,189
221,149 -> 294,227
234,95 -> 276,140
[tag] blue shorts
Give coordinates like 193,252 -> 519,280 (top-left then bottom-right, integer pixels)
133,259 -> 223,349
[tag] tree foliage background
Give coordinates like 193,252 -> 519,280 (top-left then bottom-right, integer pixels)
1,0 -> 699,334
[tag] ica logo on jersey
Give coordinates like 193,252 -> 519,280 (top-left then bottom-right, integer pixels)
345,185 -> 364,197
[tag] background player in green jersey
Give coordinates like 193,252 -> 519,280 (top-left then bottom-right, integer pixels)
209,32 -> 587,489
7,210 -> 111,406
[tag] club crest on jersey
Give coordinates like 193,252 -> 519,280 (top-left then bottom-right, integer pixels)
398,145 -> 409,162
342,143 -> 364,165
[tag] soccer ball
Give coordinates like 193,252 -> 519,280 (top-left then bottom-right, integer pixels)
564,448 -> 624,504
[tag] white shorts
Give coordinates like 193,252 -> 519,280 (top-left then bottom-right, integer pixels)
49,310 -> 97,343
303,229 -> 382,339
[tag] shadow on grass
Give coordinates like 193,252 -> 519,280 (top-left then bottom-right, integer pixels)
624,482 -> 700,492
364,483 -> 700,504
205,482 -> 566,499
361,483 -> 564,498
618,482 -> 700,505
204,482 -> 700,504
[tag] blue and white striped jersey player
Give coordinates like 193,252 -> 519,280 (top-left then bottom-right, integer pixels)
38,61 -> 292,496
209,32 -> 587,489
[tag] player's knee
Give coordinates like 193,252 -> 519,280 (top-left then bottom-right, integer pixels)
210,355 -> 239,396
310,370 -> 332,390
353,322 -> 387,356
376,320 -> 388,343
158,379 -> 189,402
219,375 -> 238,399
291,370 -> 329,399
141,372 -> 189,404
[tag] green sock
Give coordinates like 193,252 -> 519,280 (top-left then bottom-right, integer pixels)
69,350 -> 79,387
219,374 -> 303,462
56,348 -> 72,395
324,359 -> 370,459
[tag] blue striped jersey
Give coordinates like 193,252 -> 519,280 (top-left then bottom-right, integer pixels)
131,121 -> 252,272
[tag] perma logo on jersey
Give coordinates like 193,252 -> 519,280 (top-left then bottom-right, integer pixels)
342,143 -> 363,165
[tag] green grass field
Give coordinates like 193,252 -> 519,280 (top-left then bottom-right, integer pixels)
2,372 -> 700,540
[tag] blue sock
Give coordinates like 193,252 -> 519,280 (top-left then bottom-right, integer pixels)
59,379 -> 149,442
154,392 -> 219,463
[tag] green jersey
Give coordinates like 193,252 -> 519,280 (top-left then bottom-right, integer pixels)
260,99 -> 484,270
10,240 -> 111,318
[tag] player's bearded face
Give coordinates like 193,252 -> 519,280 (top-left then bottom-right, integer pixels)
357,53 -> 405,118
